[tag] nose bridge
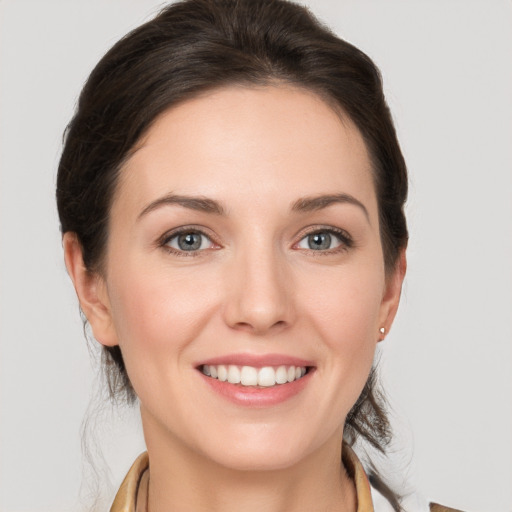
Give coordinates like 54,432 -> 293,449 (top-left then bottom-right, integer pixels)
224,234 -> 293,334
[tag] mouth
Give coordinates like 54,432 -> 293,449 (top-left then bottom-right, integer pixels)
195,354 -> 315,406
199,364 -> 311,388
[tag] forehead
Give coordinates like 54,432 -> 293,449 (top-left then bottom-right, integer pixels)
116,85 -> 377,218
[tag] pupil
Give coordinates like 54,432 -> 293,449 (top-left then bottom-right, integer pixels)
178,233 -> 201,251
309,233 -> 331,250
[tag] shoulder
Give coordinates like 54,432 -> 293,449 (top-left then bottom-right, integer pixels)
430,503 -> 465,512
110,452 -> 149,512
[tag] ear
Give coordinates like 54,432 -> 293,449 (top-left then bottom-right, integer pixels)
377,248 -> 407,341
63,232 -> 119,347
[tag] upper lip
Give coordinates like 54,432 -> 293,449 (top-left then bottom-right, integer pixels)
196,353 -> 315,368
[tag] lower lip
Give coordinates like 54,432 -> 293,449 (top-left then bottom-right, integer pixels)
199,370 -> 314,407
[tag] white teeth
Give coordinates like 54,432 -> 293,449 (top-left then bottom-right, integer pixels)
217,365 -> 228,382
258,366 -> 276,387
240,366 -> 258,386
227,365 -> 241,384
275,366 -> 288,384
202,364 -> 308,387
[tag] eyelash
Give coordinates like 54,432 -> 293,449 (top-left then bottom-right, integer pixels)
158,225 -> 354,257
158,226 -> 218,257
294,226 -> 354,255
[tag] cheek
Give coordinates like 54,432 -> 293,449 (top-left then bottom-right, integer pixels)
109,259 -> 214,335
105,263 -> 221,389
301,259 -> 384,345
298,260 -> 384,403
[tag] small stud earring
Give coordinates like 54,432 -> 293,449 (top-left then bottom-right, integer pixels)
379,327 -> 386,335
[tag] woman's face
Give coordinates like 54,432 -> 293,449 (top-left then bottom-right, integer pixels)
80,85 -> 404,470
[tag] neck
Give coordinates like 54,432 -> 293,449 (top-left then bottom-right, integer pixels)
141,412 -> 357,512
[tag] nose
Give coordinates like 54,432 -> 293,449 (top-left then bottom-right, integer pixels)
223,246 -> 295,335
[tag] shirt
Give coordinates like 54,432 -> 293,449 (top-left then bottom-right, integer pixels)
109,445 -> 463,512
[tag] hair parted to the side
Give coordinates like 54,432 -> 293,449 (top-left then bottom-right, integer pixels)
57,0 -> 408,509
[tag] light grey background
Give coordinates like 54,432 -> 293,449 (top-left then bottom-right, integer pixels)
0,1 -> 510,511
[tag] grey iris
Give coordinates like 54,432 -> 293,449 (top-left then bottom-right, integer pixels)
308,232 -> 331,250
178,233 -> 202,251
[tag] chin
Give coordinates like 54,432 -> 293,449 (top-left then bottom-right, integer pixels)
194,425 -> 330,473
207,445 -> 308,472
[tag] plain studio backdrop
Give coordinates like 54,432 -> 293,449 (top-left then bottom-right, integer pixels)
0,1 -> 510,511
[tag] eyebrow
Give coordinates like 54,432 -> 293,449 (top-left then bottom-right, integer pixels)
138,192 -> 369,221
291,193 -> 369,221
138,194 -> 226,219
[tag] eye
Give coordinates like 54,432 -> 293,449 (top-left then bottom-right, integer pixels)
164,230 -> 214,253
296,228 -> 351,252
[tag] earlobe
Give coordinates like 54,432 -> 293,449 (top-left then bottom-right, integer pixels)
62,232 -> 118,347
378,249 -> 407,341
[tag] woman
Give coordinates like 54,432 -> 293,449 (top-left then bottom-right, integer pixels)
57,0 -> 461,510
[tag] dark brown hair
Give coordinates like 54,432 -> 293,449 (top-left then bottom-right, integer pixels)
57,0 -> 408,508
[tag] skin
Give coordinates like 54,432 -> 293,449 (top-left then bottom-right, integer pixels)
64,85 -> 406,512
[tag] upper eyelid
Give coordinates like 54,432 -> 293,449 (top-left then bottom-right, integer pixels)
159,225 -> 217,244
158,227 -> 219,256
293,226 -> 353,249
157,224 -> 352,249
294,225 -> 352,240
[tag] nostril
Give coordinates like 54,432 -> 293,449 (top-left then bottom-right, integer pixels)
230,318 -> 288,334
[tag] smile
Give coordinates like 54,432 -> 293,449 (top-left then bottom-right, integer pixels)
201,364 -> 308,387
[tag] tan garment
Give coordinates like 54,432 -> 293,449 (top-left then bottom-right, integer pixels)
109,446 -> 463,512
